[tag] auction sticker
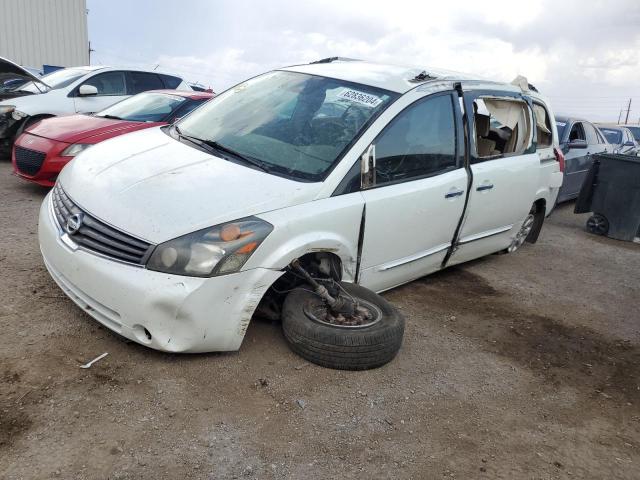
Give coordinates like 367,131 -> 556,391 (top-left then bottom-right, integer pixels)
337,89 -> 383,108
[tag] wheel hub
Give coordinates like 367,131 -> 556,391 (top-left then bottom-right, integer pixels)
304,297 -> 383,328
508,213 -> 535,253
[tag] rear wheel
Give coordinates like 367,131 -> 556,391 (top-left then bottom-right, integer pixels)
282,282 -> 405,370
507,206 -> 537,253
586,214 -> 609,235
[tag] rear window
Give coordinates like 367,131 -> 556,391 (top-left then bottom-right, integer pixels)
600,128 -> 623,145
160,74 -> 182,89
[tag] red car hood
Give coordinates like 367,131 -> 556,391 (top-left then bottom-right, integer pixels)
27,114 -> 164,144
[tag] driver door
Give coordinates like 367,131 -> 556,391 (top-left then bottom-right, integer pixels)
358,92 -> 468,293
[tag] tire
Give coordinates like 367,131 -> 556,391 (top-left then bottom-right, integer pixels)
586,214 -> 609,235
282,282 -> 405,370
507,205 -> 537,253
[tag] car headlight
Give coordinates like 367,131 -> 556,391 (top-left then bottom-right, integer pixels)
0,105 -> 15,115
12,110 -> 27,121
146,217 -> 273,277
61,143 -> 92,157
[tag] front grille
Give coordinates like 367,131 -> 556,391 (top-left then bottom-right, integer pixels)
52,184 -> 154,265
15,146 -> 46,175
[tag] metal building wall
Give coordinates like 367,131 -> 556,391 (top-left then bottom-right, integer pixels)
0,0 -> 89,68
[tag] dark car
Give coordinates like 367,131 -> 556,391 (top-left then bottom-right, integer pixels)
597,125 -> 639,156
555,115 -> 610,203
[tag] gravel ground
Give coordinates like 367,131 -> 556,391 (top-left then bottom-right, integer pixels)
1,161 -> 639,479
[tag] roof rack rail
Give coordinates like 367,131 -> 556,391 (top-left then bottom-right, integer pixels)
309,57 -> 360,64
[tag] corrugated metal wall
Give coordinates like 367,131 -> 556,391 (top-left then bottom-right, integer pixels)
0,0 -> 89,68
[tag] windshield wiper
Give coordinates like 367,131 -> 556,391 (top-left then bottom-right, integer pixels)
99,114 -> 123,120
173,125 -> 270,173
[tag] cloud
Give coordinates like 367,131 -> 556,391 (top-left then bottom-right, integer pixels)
89,0 -> 640,122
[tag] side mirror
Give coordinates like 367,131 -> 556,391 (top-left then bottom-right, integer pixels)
623,141 -> 635,147
568,139 -> 587,149
361,144 -> 376,189
78,84 -> 98,96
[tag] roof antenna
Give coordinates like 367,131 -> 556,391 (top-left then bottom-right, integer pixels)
410,71 -> 435,83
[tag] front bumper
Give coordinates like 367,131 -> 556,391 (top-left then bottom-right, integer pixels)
13,132 -> 72,187
38,192 -> 282,353
0,112 -> 23,157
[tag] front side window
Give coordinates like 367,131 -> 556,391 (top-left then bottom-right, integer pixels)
177,71 -> 398,180
626,126 -> 640,142
373,94 -> 457,185
473,97 -> 532,158
128,72 -> 164,95
82,72 -> 126,96
568,122 -> 585,142
96,92 -> 186,122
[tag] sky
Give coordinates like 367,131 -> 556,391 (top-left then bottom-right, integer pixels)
87,0 -> 640,123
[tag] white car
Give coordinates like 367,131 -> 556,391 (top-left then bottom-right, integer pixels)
0,61 -> 189,157
38,59 -> 563,369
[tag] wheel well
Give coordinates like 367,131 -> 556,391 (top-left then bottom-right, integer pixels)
253,251 -> 344,321
526,198 -> 546,244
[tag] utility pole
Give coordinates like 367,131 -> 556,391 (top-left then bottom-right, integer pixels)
624,98 -> 632,124
88,41 -> 95,64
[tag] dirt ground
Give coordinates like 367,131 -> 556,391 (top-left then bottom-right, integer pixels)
1,161 -> 639,480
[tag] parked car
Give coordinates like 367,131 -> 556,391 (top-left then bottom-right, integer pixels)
596,125 -> 639,155
616,124 -> 640,142
0,56 -> 47,100
38,59 -> 562,369
12,90 -> 213,186
555,115 -> 609,203
0,65 -> 190,158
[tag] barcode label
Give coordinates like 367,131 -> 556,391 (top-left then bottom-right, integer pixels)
337,89 -> 383,108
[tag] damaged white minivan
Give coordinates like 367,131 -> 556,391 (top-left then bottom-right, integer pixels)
38,58 -> 563,370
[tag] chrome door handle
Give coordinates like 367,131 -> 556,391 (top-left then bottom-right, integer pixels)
445,189 -> 465,198
476,184 -> 494,191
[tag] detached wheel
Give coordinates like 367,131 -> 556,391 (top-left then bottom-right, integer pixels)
586,214 -> 609,235
282,282 -> 404,370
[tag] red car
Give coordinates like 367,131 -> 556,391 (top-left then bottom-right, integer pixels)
12,89 -> 213,186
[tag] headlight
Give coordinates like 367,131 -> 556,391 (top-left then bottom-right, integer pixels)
12,110 -> 27,121
146,217 -> 273,277
61,143 -> 92,157
0,105 -> 15,115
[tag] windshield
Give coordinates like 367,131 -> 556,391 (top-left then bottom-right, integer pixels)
98,92 -> 186,122
556,121 -> 566,142
177,71 -> 398,180
13,68 -> 90,93
600,128 -> 623,144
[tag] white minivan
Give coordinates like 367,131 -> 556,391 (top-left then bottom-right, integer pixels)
38,59 -> 563,370
0,61 -> 189,157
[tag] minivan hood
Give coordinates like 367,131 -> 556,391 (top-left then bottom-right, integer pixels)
58,127 -> 322,244
0,57 -> 44,101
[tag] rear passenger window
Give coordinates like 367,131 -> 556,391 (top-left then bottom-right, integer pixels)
532,103 -> 552,148
373,94 -> 457,185
128,72 -> 164,94
159,74 -> 182,89
473,98 -> 532,159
